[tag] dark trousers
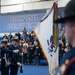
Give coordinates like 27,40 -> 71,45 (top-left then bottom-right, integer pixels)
10,65 -> 18,75
34,55 -> 39,64
23,53 -> 27,64
1,60 -> 9,75
1,65 -> 9,75
28,55 -> 32,64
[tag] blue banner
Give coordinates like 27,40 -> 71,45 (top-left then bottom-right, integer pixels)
0,12 -> 45,33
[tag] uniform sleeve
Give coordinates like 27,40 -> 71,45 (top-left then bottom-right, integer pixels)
1,48 -> 9,53
9,46 -> 13,53
61,52 -> 70,64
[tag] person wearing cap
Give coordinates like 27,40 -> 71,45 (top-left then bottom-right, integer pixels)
55,0 -> 75,75
0,39 -> 10,75
9,38 -> 22,75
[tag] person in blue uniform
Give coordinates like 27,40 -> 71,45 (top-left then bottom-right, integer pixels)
0,39 -> 10,75
55,0 -> 75,75
9,38 -> 22,75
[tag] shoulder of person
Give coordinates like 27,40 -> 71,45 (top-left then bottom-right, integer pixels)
61,48 -> 75,64
9,45 -> 14,49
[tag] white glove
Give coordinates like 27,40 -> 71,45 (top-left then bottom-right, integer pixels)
7,62 -> 11,66
0,59 -> 1,64
13,50 -> 19,53
17,62 -> 22,67
20,53 -> 23,56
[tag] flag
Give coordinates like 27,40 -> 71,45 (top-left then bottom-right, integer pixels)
33,2 -> 59,75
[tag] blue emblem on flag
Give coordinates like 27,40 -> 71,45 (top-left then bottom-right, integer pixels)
47,35 -> 57,57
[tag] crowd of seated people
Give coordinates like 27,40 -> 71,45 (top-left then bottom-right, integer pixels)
0,28 -> 47,66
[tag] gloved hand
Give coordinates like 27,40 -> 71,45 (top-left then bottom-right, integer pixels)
0,59 -> 1,64
13,50 -> 19,53
0,59 -> 1,62
20,53 -> 23,56
7,61 -> 11,66
17,62 -> 22,67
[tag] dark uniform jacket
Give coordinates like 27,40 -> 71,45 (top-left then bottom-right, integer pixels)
9,45 -> 20,66
61,47 -> 75,75
0,46 -> 10,66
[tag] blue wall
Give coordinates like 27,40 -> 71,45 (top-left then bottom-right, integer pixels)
0,11 -> 45,33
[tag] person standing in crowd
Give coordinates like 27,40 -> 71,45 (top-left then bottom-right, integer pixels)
62,36 -> 66,48
0,39 -> 10,75
59,28 -> 64,39
14,33 -> 18,38
16,32 -> 21,40
23,28 -> 27,33
21,30 -> 27,39
23,43 -> 28,65
2,34 -> 8,40
59,37 -> 66,64
8,32 -> 13,42
34,41 -> 40,65
59,46 -> 66,64
28,42 -> 33,64
9,38 -> 22,75
22,38 -> 27,44
55,0 -> 75,74
30,32 -> 36,43
26,36 -> 31,43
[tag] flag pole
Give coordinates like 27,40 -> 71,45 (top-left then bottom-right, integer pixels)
53,2 -> 58,45
52,2 -> 59,74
